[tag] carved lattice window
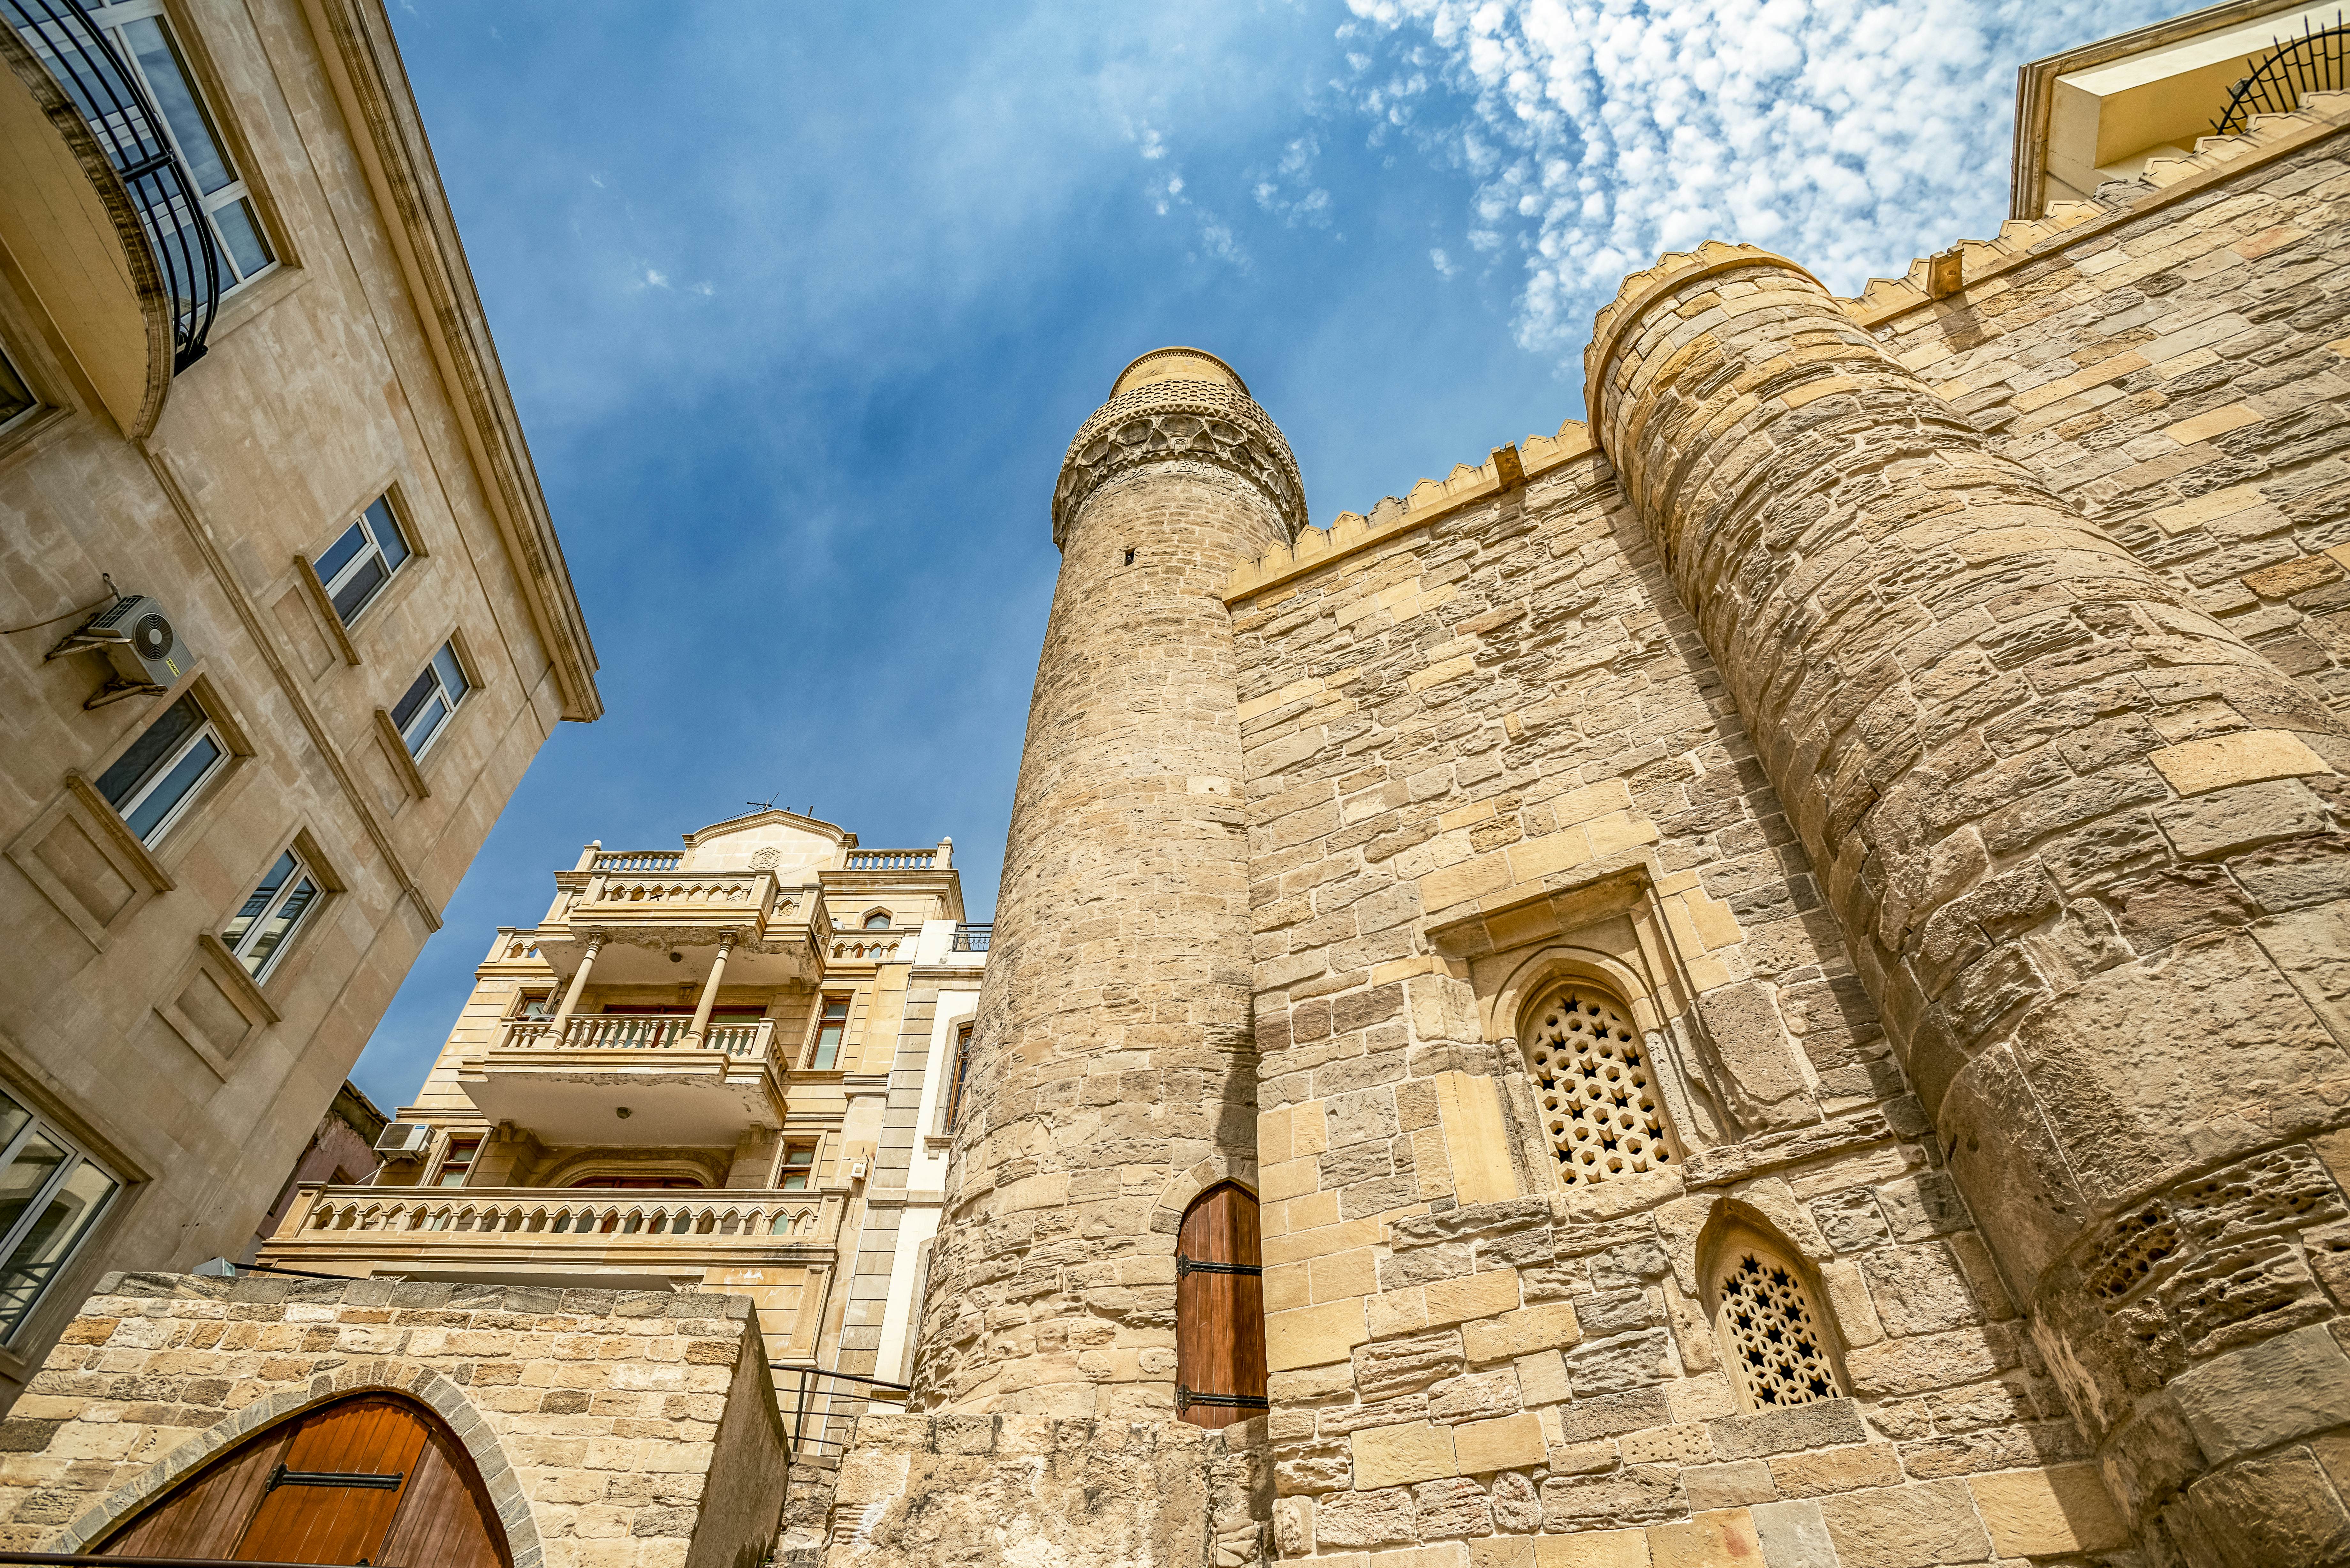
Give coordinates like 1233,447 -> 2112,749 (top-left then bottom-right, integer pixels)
1524,986 -> 1673,1187
1714,1244 -> 1841,1408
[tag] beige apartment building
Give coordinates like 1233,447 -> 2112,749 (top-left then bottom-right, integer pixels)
0,0 -> 596,1409
255,808 -> 987,1547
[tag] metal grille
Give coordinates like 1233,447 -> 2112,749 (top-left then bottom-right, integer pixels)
1524,988 -> 1672,1186
3,0 -> 220,369
1718,1250 -> 1840,1408
953,923 -> 991,952
2213,11 -> 2347,134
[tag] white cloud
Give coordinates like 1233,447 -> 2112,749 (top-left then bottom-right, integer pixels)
1338,0 -> 2173,355
1429,245 -> 1458,276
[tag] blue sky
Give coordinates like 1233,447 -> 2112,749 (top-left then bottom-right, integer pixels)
352,0 -> 2173,1110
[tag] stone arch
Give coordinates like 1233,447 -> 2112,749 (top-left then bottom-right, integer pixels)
1691,1200 -> 1850,1414
1489,941 -> 1721,1175
1150,1154 -> 1258,1237
47,1363 -> 542,1566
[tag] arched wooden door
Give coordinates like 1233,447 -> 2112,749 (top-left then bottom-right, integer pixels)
96,1392 -> 509,1567
1175,1181 -> 1268,1427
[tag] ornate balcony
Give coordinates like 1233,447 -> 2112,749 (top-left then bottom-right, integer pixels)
260,1184 -> 843,1282
3,0 -> 218,372
460,1012 -> 786,1146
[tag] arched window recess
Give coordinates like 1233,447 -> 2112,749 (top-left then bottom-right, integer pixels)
1703,1216 -> 1846,1412
1516,976 -> 1682,1189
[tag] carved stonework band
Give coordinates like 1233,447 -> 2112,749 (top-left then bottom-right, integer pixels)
1053,368 -> 1307,547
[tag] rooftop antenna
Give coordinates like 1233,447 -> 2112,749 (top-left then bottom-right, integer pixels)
747,796 -> 778,813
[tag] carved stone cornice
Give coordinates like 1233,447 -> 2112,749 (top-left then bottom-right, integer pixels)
1052,378 -> 1307,548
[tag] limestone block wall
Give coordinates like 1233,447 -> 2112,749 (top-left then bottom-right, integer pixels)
1222,447 -> 2136,1564
0,1273 -> 788,1568
1868,109 -> 2350,715
822,1412 -> 1267,1568
1583,228 -> 2350,1563
911,358 -> 1300,1421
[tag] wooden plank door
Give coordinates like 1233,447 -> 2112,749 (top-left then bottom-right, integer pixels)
1175,1181 -> 1268,1428
233,1395 -> 429,1563
97,1392 -> 510,1566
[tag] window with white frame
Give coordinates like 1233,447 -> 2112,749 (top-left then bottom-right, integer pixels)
222,847 -> 321,980
311,497 -> 412,626
0,344 -> 36,433
391,641 -> 469,758
0,1087 -> 120,1339
94,691 -> 227,845
71,0 -> 275,289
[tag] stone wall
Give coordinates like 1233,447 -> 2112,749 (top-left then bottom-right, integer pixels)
1873,107 -> 2350,715
822,1412 -> 1268,1568
0,1273 -> 788,1568
1225,434 -> 2140,1565
1211,100 -> 2350,1568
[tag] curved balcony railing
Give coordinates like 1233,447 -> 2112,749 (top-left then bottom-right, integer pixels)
498,1013 -> 773,1058
2213,16 -> 2347,134
953,923 -> 991,952
3,0 -> 218,369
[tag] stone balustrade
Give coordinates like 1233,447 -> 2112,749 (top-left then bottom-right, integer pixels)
276,1185 -> 830,1243
496,1013 -> 774,1058
824,932 -> 907,963
591,848 -> 683,871
844,848 -> 936,871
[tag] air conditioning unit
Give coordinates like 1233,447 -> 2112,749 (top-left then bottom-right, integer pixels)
49,594 -> 194,708
374,1122 -> 432,1158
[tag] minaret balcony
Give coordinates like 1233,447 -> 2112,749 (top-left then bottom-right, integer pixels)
458,1014 -> 785,1146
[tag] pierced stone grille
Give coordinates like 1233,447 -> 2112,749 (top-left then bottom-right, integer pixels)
1526,989 -> 1671,1186
1720,1251 -> 1840,1407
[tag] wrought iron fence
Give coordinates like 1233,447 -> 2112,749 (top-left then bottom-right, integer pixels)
952,923 -> 991,953
771,1363 -> 908,1462
3,0 -> 220,369
2213,10 -> 2347,134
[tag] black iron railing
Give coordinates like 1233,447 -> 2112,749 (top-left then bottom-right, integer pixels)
771,1363 -> 908,1462
952,923 -> 991,953
2213,11 -> 2347,134
2,0 -> 219,369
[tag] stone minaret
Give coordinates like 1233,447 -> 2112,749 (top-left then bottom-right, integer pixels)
911,348 -> 1305,1419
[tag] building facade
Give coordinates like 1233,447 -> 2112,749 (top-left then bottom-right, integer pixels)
828,13 -> 2350,1568
1,4 -> 2347,1567
0,0 -> 597,1407
254,808 -> 987,1555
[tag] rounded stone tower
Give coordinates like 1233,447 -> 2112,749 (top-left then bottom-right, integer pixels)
911,349 -> 1305,1419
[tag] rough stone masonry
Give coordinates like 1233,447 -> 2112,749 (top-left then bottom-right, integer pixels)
822,87 -> 2350,1568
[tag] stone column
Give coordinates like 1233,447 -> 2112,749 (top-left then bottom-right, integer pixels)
681,931 -> 738,1050
546,931 -> 603,1036
1588,244 -> 2350,1562
911,348 -> 1306,1420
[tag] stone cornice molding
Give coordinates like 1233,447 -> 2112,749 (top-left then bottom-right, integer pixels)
1052,378 -> 1307,548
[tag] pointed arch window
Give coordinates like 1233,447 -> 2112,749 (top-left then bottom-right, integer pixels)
1707,1226 -> 1844,1410
1520,983 -> 1676,1187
